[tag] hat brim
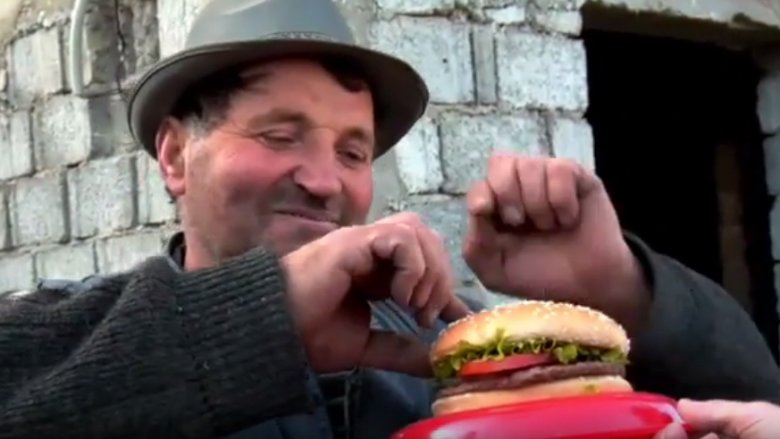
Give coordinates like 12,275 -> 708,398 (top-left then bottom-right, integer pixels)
127,39 -> 429,160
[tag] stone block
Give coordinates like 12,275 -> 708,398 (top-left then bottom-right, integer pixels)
68,156 -> 136,238
368,150 -> 405,222
34,95 -> 111,169
485,5 -> 527,24
369,18 -> 473,104
7,26 -> 65,106
394,116 -> 443,194
0,252 -> 34,294
127,0 -> 160,73
0,189 -> 8,250
764,133 -> 780,196
0,111 -> 33,180
472,27 -> 497,104
496,31 -> 587,111
534,0 -> 585,9
97,230 -> 165,273
35,242 -> 96,281
772,198 -> 780,260
157,0 -> 206,57
758,72 -> 780,134
440,112 -> 546,194
136,153 -> 176,224
376,0 -> 454,13
107,95 -> 138,153
549,116 -> 595,170
387,195 -> 475,283
11,173 -> 68,246
533,10 -> 582,35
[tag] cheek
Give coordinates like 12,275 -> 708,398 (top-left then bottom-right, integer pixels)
209,147 -> 291,204
343,169 -> 374,220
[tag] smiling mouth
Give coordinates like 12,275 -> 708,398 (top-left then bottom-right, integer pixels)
275,210 -> 338,225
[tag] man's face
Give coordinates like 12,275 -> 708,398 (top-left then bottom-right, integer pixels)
158,58 -> 376,268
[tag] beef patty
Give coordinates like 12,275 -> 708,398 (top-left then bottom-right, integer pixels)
437,362 -> 626,397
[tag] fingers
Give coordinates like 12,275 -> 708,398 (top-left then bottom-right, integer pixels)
473,153 -> 600,232
653,423 -> 690,439
487,154 -> 525,226
359,329 -> 432,377
371,214 -> 468,327
676,399 -> 771,439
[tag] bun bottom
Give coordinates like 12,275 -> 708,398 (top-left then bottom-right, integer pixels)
432,375 -> 633,416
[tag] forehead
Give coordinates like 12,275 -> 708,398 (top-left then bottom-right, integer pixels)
234,58 -> 373,110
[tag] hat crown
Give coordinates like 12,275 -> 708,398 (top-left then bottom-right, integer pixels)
186,0 -> 357,50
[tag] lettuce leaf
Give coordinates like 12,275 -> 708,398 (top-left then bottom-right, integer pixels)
432,328 -> 628,380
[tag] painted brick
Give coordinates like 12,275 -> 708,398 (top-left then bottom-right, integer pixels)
0,111 -> 33,180
472,27 -> 498,104
0,252 -> 34,294
34,96 -> 111,169
496,31 -> 587,111
97,231 -> 164,273
136,153 -> 176,224
440,113 -> 546,194
11,173 -> 68,246
376,0 -> 453,13
35,242 -> 96,281
394,116 -> 443,194
550,116 -> 595,170
68,156 -> 136,238
387,195 -> 475,283
764,133 -> 780,196
369,18 -> 473,104
534,10 -> 582,34
7,26 -> 64,106
758,71 -> 780,134
0,189 -> 8,250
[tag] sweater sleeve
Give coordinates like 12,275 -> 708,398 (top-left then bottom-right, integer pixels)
0,248 -> 314,439
624,233 -> 780,404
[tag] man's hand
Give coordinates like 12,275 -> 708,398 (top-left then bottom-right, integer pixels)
654,399 -> 780,439
282,212 -> 471,377
463,153 -> 650,332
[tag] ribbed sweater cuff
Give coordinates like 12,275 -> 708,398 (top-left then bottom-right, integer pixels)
175,247 -> 314,434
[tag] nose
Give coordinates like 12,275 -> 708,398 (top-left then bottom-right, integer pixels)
292,146 -> 343,199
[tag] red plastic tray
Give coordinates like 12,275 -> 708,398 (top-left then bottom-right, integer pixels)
392,392 -> 691,439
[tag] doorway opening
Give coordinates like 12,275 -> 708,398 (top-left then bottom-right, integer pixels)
583,29 -> 779,361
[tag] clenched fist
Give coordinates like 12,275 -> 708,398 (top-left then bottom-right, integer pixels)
463,153 -> 650,332
282,213 -> 471,377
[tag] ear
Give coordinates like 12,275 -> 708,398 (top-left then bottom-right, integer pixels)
155,117 -> 188,198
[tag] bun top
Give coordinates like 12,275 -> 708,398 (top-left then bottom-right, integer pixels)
431,300 -> 630,362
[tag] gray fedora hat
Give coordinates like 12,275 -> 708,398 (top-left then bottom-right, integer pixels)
127,0 -> 429,160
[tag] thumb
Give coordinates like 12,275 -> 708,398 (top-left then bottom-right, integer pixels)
359,329 -> 432,377
677,399 -> 748,437
653,423 -> 689,439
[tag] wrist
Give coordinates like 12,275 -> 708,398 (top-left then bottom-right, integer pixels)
599,245 -> 653,336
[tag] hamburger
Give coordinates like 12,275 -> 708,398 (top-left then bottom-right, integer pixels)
430,300 -> 632,416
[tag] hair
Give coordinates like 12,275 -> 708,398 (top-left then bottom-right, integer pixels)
169,55 -> 376,134
162,55 -> 379,202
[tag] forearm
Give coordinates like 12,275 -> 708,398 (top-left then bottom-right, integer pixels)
0,248 -> 314,438
623,234 -> 780,403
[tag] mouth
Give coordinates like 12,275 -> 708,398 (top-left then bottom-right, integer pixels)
274,209 -> 339,226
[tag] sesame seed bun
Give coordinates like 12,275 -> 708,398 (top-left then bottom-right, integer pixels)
430,300 -> 630,363
431,375 -> 633,416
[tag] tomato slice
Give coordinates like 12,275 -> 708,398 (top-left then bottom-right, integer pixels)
460,353 -> 555,377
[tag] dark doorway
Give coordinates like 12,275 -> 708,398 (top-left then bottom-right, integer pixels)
583,29 -> 779,361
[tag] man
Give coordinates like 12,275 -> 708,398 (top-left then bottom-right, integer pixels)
0,0 -> 778,438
